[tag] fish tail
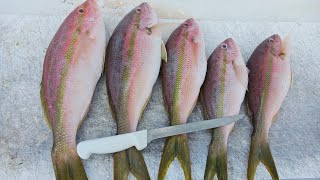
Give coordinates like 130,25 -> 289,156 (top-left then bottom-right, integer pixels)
51,146 -> 87,180
204,132 -> 228,180
114,147 -> 150,180
158,134 -> 191,180
247,135 -> 279,180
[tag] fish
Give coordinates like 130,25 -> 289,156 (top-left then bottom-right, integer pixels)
159,18 -> 207,180
105,3 -> 166,180
40,0 -> 106,179
246,34 -> 291,180
200,38 -> 248,180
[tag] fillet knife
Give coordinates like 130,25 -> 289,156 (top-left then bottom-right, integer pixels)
77,114 -> 243,159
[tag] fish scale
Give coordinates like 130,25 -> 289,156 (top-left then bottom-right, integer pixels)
247,34 -> 291,180
105,3 -> 165,179
200,38 -> 248,180
40,0 -> 106,179
117,19 -> 139,133
159,18 -> 207,180
172,32 -> 187,125
217,50 -> 228,118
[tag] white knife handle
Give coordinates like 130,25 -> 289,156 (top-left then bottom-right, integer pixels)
77,130 -> 148,159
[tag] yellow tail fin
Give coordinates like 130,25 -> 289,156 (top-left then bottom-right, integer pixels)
114,147 -> 150,180
158,134 -> 191,180
51,146 -> 87,180
204,138 -> 227,180
247,136 -> 279,180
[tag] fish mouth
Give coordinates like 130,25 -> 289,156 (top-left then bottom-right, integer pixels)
184,18 -> 198,28
183,18 -> 201,35
90,0 -> 99,9
270,34 -> 281,43
146,4 -> 158,28
88,0 -> 99,19
142,2 -> 151,10
225,38 -> 236,46
223,38 -> 240,56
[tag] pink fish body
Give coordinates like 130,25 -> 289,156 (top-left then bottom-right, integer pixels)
247,34 -> 291,180
200,38 -> 248,179
40,0 -> 106,179
105,3 -> 164,179
159,18 -> 207,180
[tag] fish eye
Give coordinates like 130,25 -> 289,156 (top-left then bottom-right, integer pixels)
136,8 -> 141,13
183,23 -> 189,27
78,8 -> 84,14
221,44 -> 228,49
268,38 -> 275,43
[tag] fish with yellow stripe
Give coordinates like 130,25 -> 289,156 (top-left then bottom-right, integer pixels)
40,0 -> 106,179
247,34 -> 291,180
159,18 -> 207,180
200,38 -> 248,180
105,3 -> 166,180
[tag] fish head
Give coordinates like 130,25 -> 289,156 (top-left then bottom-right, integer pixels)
214,38 -> 243,65
68,0 -> 102,31
263,34 -> 284,57
220,38 -> 241,63
134,2 -> 158,29
179,18 -> 202,42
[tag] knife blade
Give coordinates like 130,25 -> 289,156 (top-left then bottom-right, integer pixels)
77,115 -> 243,159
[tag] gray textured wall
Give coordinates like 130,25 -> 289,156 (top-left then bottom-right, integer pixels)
1,1 -> 320,180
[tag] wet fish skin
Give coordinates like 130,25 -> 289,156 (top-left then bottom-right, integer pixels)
200,38 -> 248,180
105,3 -> 164,180
159,18 -> 207,180
40,0 -> 106,179
247,34 -> 291,180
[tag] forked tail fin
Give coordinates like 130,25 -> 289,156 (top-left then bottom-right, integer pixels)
204,139 -> 227,180
51,146 -> 87,180
158,134 -> 191,180
247,135 -> 279,180
114,147 -> 150,180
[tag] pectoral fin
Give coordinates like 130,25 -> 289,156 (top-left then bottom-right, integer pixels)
192,36 -> 202,44
233,62 -> 249,90
161,40 -> 167,62
139,93 -> 151,122
280,34 -> 291,60
200,89 -> 209,120
106,86 -> 117,121
40,86 -> 52,129
246,96 -> 253,125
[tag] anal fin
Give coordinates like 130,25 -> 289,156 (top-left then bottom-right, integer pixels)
233,63 -> 249,91
40,86 -> 52,129
161,40 -> 168,63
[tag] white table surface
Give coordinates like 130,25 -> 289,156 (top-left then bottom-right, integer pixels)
1,0 -> 320,179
